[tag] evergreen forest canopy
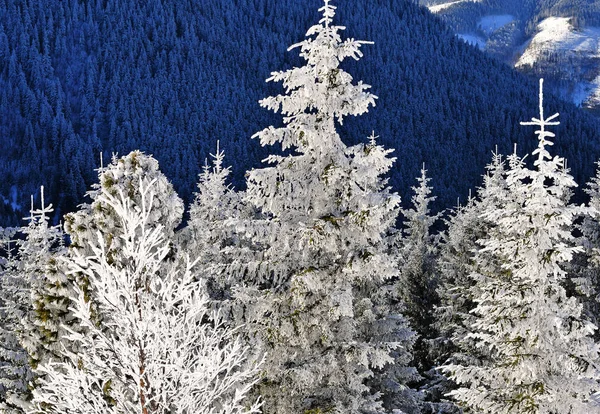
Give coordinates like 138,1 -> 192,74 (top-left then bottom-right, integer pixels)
1,0 -> 600,227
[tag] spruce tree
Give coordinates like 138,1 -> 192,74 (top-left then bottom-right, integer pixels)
397,165 -> 440,374
0,227 -> 32,414
0,189 -> 69,413
436,149 -> 508,367
64,151 -> 184,262
184,143 -> 255,301
444,80 -> 600,413
570,162 -> 600,339
234,2 -> 418,412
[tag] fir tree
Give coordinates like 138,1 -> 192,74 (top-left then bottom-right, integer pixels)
570,161 -> 600,340
397,164 -> 440,374
184,142 -> 255,301
235,2 -> 418,412
63,151 -> 184,324
0,226 -> 32,414
444,80 -> 600,414
436,149 -> 508,368
0,189 -> 69,413
64,151 -> 184,262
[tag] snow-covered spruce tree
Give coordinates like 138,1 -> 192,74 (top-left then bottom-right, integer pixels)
0,226 -> 33,414
65,150 -> 184,263
0,189 -> 70,413
435,149 -> 508,367
29,175 -> 262,414
183,143 -> 256,301
13,189 -> 70,369
396,165 -> 440,374
569,162 -> 600,340
444,79 -> 600,413
235,2 -> 418,412
63,151 -> 184,324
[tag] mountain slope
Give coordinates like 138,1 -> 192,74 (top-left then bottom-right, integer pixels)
424,0 -> 600,110
0,0 -> 599,226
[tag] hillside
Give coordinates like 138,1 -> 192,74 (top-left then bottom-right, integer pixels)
424,0 -> 600,110
1,0 -> 599,226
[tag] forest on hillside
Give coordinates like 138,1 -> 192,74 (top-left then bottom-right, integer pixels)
1,0 -> 599,227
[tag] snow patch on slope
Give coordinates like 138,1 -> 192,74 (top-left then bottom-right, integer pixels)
517,17 -> 600,67
457,33 -> 486,49
585,76 -> 600,108
478,15 -> 514,36
428,0 -> 480,13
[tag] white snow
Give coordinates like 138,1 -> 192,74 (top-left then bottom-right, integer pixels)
571,81 -> 593,107
457,33 -> 486,50
428,0 -> 480,13
478,14 -> 514,36
584,75 -> 600,108
517,17 -> 600,67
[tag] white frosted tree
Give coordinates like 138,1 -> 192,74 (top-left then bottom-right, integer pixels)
570,161 -> 600,339
0,226 -> 32,414
444,79 -> 600,413
65,150 -> 184,264
0,189 -> 70,413
234,1 -> 418,412
63,151 -> 184,327
397,165 -> 440,373
436,149 -> 508,366
29,175 -> 262,414
184,143 -> 255,301
14,189 -> 70,368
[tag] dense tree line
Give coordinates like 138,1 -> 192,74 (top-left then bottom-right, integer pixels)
1,0 -> 599,227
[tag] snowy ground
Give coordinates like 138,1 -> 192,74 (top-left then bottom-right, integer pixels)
457,33 -> 486,49
478,14 -> 514,36
517,17 -> 600,67
428,0 -> 479,13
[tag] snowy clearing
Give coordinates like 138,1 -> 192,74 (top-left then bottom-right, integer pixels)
457,33 -> 486,49
478,14 -> 514,36
428,0 -> 479,13
517,17 -> 600,67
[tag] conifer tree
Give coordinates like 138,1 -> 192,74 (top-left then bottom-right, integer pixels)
29,176 -> 262,414
436,149 -> 508,367
0,227 -> 32,414
63,151 -> 184,324
570,162 -> 600,338
64,151 -> 184,263
14,189 -> 69,368
444,80 -> 600,414
235,2 -> 418,412
397,165 -> 440,373
184,143 -> 255,300
0,189 -> 69,413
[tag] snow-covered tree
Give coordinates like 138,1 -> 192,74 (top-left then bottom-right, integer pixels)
436,149 -> 508,366
444,79 -> 600,413
183,143 -> 255,301
397,165 -> 440,373
0,226 -> 32,414
234,1 -> 418,412
64,150 -> 184,263
14,189 -> 69,368
63,151 -> 184,325
0,189 -> 69,413
570,162 -> 600,339
29,175 -> 262,414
